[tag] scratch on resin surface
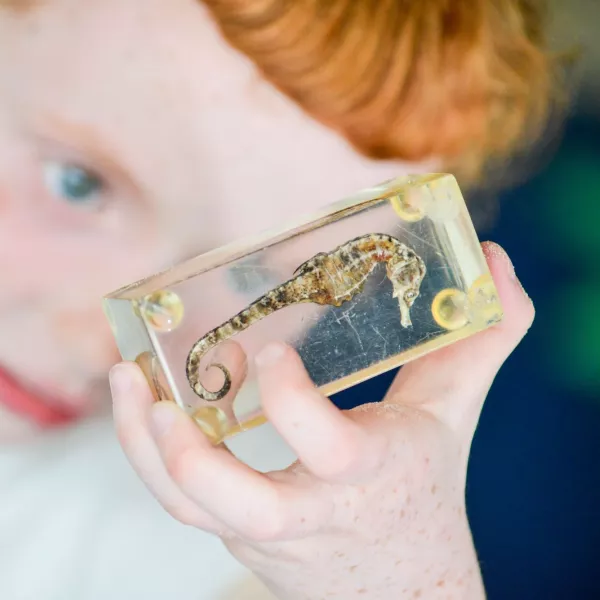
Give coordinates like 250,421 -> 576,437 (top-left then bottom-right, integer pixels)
186,233 -> 427,401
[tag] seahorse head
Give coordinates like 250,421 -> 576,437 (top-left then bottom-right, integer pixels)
389,254 -> 427,327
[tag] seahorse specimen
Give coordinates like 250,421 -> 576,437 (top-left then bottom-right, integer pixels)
186,233 -> 426,401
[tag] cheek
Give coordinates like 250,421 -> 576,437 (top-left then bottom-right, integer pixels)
53,306 -> 120,371
46,250 -> 160,373
0,246 -> 51,313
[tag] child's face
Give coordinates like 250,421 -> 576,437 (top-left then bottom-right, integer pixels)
0,0 -> 413,435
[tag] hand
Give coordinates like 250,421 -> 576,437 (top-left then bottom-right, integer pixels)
110,242 -> 533,599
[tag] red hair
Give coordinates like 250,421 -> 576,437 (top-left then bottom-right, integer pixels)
202,0 -> 561,183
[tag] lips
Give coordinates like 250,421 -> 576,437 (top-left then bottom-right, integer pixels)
0,366 -> 77,428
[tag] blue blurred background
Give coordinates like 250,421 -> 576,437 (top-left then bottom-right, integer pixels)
332,3 -> 600,596
467,108 -> 600,599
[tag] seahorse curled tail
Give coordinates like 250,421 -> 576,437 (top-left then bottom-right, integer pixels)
185,278 -> 305,401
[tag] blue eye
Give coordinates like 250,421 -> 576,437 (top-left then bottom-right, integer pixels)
43,162 -> 104,205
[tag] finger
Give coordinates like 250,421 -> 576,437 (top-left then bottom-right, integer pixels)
109,362 -> 225,533
149,399 -> 332,541
386,242 -> 535,432
255,342 -> 387,484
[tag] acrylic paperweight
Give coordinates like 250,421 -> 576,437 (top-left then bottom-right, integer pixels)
103,174 -> 502,444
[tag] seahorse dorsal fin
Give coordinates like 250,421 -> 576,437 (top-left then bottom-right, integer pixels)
293,260 -> 311,276
293,252 -> 326,276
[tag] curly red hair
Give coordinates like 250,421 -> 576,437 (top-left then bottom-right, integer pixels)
202,0 -> 560,183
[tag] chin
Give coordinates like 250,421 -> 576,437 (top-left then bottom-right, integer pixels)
0,404 -> 42,443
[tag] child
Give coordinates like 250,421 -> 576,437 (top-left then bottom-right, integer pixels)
0,0 -> 552,598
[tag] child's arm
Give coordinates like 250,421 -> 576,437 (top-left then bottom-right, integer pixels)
110,242 -> 533,599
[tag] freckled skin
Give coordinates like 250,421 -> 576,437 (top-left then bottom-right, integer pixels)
223,404 -> 488,599
185,233 -> 426,401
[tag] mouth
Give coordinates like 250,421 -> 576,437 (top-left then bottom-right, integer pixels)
0,366 -> 78,428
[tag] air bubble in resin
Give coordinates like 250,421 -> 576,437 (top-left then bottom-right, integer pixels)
193,406 -> 229,443
431,288 -> 470,331
389,189 -> 426,222
468,274 -> 503,326
140,290 -> 184,332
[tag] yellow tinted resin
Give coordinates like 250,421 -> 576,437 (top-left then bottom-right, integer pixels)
104,174 -> 502,443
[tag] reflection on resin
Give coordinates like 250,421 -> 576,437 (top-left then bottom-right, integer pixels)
185,233 -> 426,402
135,350 -> 174,403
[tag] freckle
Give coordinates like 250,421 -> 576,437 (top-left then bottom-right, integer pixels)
395,560 -> 402,566
400,510 -> 405,518
357,589 -> 367,594
354,516 -> 360,522
406,495 -> 412,504
437,502 -> 442,510
431,484 -> 437,494
414,590 -> 422,598
436,580 -> 445,587
349,565 -> 358,572
418,528 -> 425,534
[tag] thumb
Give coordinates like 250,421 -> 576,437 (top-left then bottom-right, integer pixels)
385,242 -> 535,434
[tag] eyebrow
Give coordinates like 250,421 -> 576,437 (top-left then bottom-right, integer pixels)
30,113 -> 146,197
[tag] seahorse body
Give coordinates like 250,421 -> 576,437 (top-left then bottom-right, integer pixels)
186,233 -> 426,401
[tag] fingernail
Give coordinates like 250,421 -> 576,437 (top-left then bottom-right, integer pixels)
150,402 -> 176,438
255,342 -> 286,368
109,364 -> 131,398
483,241 -> 516,281
483,242 -> 532,304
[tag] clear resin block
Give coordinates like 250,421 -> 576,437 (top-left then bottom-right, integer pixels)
103,174 -> 502,444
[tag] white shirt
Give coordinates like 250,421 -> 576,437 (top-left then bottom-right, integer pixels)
0,415 -> 294,600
